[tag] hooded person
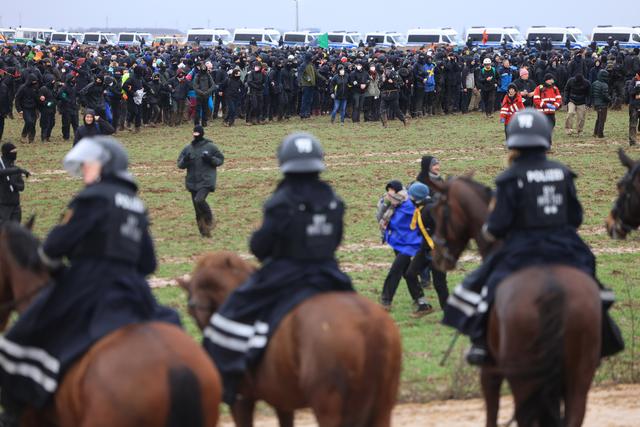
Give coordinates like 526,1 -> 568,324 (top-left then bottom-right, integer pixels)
0,136 -> 181,420
73,108 -> 115,146
177,125 -> 225,237
0,142 -> 29,225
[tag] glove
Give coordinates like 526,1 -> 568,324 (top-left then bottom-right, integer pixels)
500,118 -> 506,124
546,103 -> 556,110
20,168 -> 31,178
201,151 -> 210,160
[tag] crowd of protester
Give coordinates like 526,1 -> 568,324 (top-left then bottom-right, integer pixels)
0,39 -> 639,144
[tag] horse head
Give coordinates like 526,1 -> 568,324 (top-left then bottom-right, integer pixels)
0,221 -> 48,330
606,149 -> 640,239
179,251 -> 255,330
424,175 -> 494,272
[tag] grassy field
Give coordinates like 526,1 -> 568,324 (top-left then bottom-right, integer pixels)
4,108 -> 639,402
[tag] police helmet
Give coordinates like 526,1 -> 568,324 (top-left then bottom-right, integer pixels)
506,108 -> 552,150
64,136 -> 134,183
277,132 -> 325,174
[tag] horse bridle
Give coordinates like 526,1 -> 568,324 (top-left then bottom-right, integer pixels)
432,193 -> 463,265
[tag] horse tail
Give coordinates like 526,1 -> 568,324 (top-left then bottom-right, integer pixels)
166,365 -> 204,427
345,306 -> 400,427
514,275 -> 566,427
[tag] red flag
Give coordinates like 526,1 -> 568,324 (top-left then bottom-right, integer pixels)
482,29 -> 488,45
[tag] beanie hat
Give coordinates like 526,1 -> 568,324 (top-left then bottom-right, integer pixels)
1,142 -> 16,158
508,83 -> 518,92
193,125 -> 204,137
544,73 -> 555,82
408,182 -> 430,203
519,68 -> 529,77
385,180 -> 403,193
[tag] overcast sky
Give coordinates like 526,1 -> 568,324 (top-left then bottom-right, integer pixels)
2,0 -> 638,36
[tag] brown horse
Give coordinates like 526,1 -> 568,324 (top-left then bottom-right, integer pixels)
426,176 -> 601,427
0,221 -> 222,427
179,251 -> 402,427
606,149 -> 640,239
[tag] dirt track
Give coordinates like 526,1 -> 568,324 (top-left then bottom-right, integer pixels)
218,384 -> 640,426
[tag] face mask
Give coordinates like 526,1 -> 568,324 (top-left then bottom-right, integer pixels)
5,151 -> 16,162
255,67 -> 261,72
356,65 -> 362,70
339,70 -> 345,76
369,67 -> 375,72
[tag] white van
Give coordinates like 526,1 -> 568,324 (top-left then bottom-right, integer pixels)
50,32 -> 82,46
525,26 -> 589,49
406,28 -> 462,48
117,32 -> 153,47
282,31 -> 316,46
0,28 -> 16,44
232,28 -> 280,48
326,31 -> 361,49
464,27 -> 524,49
12,27 -> 54,44
591,26 -> 640,49
186,28 -> 232,47
82,32 -> 117,46
363,31 -> 406,48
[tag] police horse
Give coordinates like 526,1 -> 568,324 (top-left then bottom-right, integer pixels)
0,221 -> 222,427
180,251 -> 402,427
606,149 -> 640,239
427,176 -> 602,427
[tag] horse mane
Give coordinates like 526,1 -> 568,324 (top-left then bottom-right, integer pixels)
457,176 -> 494,204
1,223 -> 46,273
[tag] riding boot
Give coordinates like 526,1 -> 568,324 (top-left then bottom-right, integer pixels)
466,335 -> 492,366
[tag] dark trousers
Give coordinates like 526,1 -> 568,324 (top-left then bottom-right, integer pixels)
190,188 -> 212,224
21,109 -> 37,141
406,251 -> 449,309
381,251 -> 424,305
352,92 -> 365,122
127,102 -> 142,128
629,106 -> 639,144
461,89 -> 472,113
424,91 -> 436,115
175,100 -> 187,125
380,91 -> 405,125
110,102 -> 122,130
212,94 -> 224,119
0,204 -> 21,226
39,109 -> 55,141
364,96 -> 380,121
300,86 -> 314,118
247,93 -> 263,123
594,107 -> 608,137
195,97 -> 209,126
412,88 -> 425,117
225,98 -> 239,125
481,90 -> 496,116
0,114 -> 4,141
61,110 -> 78,140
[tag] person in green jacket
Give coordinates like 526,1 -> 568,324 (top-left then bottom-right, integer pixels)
591,70 -> 611,138
177,125 -> 224,237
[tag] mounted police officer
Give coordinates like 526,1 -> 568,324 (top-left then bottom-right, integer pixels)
0,136 -> 180,422
204,132 -> 354,405
443,108 -> 624,365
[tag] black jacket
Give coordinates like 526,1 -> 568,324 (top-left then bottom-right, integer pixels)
564,76 -> 591,106
224,76 -> 243,101
193,71 -> 215,99
14,83 -> 40,111
73,118 -> 115,145
0,157 -> 25,206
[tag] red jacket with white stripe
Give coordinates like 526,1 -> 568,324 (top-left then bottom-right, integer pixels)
500,94 -> 525,125
533,84 -> 562,115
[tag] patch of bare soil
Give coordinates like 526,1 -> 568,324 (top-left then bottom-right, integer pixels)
217,384 -> 640,426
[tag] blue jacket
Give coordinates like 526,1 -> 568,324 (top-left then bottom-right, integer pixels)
384,200 -> 421,256
498,65 -> 517,92
423,63 -> 436,93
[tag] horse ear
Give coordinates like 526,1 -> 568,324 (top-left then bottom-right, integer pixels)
424,175 -> 447,194
618,148 -> 636,171
176,275 -> 191,290
24,215 -> 36,231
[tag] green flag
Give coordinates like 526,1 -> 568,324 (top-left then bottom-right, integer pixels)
317,33 -> 329,49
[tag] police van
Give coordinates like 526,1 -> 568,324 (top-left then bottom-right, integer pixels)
50,32 -> 83,46
186,28 -> 232,47
82,32 -> 117,46
406,28 -> 463,48
464,27 -> 524,49
591,26 -> 640,49
326,31 -> 362,49
117,32 -> 153,47
0,28 -> 16,44
282,31 -> 316,46
232,28 -> 281,48
363,31 -> 406,48
12,27 -> 54,44
525,26 -> 589,49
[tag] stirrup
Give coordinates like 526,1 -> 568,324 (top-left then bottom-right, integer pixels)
466,344 -> 490,366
